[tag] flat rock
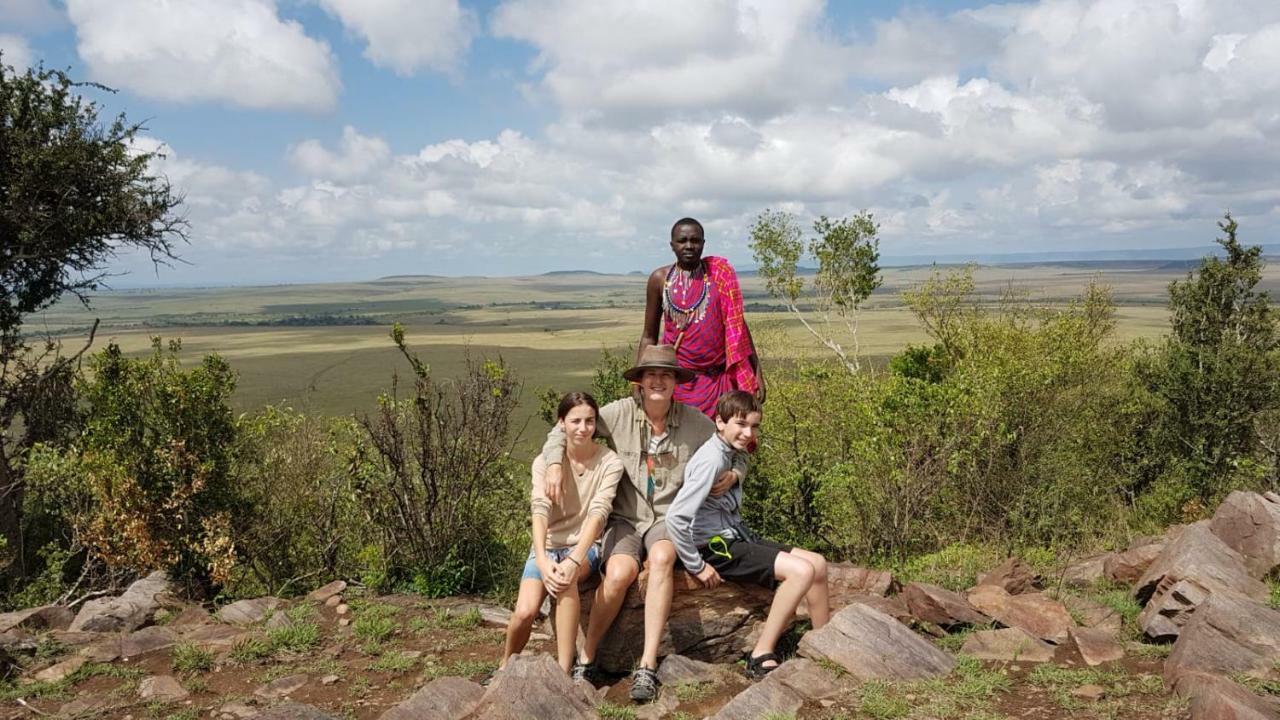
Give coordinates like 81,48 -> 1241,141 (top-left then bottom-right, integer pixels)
379,676 -> 483,720
33,654 -> 87,683
167,606 -> 213,627
709,675 -> 804,720
656,654 -> 733,686
181,623 -> 249,649
1104,543 -> 1166,585
767,658 -> 843,700
1209,490 -> 1280,578
1059,594 -> 1122,635
255,673 -> 309,699
1135,521 -> 1267,605
1072,684 -> 1106,701
1070,627 -> 1125,666
1165,591 -> 1280,682
0,605 -> 73,633
256,703 -> 342,720
798,602 -> 955,680
967,586 -> 1074,643
634,692 -> 678,720
308,580 -> 347,603
218,597 -> 283,626
70,571 -> 170,633
1061,554 -> 1110,587
139,675 -> 189,702
975,557 -> 1040,595
43,630 -> 107,649
827,563 -> 897,600
1173,671 -> 1280,720
468,654 -> 594,720
960,628 -> 1055,663
59,696 -> 115,717
903,582 -> 990,628
121,625 -> 178,657
586,581 -> 775,673
217,701 -> 261,718
1138,577 -> 1210,642
81,637 -> 122,662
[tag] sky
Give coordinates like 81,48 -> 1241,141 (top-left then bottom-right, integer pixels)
2,0 -> 1279,286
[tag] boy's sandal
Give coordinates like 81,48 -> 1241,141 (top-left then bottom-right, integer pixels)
745,652 -> 781,679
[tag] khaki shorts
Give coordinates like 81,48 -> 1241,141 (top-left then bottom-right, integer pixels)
601,519 -> 672,569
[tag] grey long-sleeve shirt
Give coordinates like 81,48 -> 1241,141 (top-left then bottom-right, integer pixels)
666,434 -> 748,575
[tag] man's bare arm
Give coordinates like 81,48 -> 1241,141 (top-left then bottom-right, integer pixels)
638,267 -> 667,359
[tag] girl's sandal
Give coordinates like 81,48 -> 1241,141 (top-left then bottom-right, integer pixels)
745,652 -> 781,680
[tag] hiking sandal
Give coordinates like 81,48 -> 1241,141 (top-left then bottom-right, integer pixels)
571,660 -> 599,684
629,666 -> 660,702
745,652 -> 781,679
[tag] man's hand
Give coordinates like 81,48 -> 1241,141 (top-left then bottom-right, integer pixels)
544,463 -> 563,506
710,469 -> 739,497
693,564 -> 722,589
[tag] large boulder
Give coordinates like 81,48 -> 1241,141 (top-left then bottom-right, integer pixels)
709,658 -> 842,720
1164,591 -> 1280,683
798,602 -> 954,680
974,557 -> 1040,595
70,571 -> 170,633
1209,490 -> 1280,578
902,582 -> 991,628
827,564 -> 897,601
1061,554 -> 1111,587
380,676 -> 484,720
1104,543 -> 1165,585
585,581 -> 774,673
1137,577 -> 1211,642
1135,521 -> 1268,605
966,586 -> 1075,644
1173,671 -> 1280,720
0,606 -> 73,633
467,654 -> 594,720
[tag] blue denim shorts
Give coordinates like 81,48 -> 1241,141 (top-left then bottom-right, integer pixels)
521,544 -> 602,582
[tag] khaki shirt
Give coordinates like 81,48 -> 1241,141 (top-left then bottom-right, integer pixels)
541,398 -> 747,535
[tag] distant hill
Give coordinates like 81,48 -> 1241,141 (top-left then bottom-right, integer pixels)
539,270 -> 608,276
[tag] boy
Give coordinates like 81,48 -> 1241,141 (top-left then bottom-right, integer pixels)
665,390 -> 831,678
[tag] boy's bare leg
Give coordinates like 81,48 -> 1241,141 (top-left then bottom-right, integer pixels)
578,554 -> 639,664
502,578 -> 547,668
788,548 -> 830,629
639,539 -> 677,669
750,552 -> 816,666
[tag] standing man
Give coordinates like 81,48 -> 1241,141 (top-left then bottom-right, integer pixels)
640,218 -> 763,418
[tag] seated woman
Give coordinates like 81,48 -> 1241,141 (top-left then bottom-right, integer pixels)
501,392 -> 624,673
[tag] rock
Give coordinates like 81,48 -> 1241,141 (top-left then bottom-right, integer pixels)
586,581 -> 775,673
852,593 -> 912,624
767,658 -> 843,700
966,586 -> 1075,644
256,703 -> 342,720
960,628 -> 1055,663
975,557 -> 1040,595
217,597 -> 283,626
59,697 -> 114,716
121,626 -> 178,658
43,630 -> 106,649
265,612 -> 294,630
334,604 -> 350,616
254,673 -> 309,699
181,623 -> 248,650
798,602 -> 955,680
378,676 -> 483,720
33,654 -> 87,683
338,618 -> 351,627
217,701 -> 261,718
469,654 -> 594,720
903,582 -> 991,628
308,580 -> 347,603
1138,577 -> 1211,641
0,605 -> 73,633
1173,671 -> 1280,720
320,674 -> 340,686
0,629 -> 35,658
1072,684 -> 1106,701
1104,543 -> 1164,585
1165,591 -> 1280,682
325,595 -> 343,608
167,606 -> 213,627
656,654 -> 732,686
709,658 -> 842,719
1059,594 -> 1122,635
70,571 -> 170,633
1209,490 -> 1280,578
634,692 -> 678,720
1069,628 -> 1125,666
81,637 -> 122,662
827,563 -> 897,600
139,675 -> 189,702
1135,521 -> 1268,605
1062,554 -> 1111,587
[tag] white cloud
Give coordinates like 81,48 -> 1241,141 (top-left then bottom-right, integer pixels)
66,0 -> 340,111
288,126 -> 392,182
316,0 -> 476,76
0,32 -> 32,70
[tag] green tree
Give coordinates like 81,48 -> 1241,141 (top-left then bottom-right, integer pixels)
1139,214 -> 1280,512
749,210 -> 881,372
0,59 -> 184,567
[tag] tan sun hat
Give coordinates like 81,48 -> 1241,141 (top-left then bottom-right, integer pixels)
623,344 -> 695,384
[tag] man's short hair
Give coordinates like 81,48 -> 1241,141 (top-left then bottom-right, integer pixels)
716,390 -> 761,422
671,217 -> 704,238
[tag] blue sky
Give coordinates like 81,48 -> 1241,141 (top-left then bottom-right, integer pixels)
3,0 -> 1279,286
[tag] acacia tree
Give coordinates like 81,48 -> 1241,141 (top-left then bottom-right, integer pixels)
0,58 -> 185,568
749,209 -> 882,372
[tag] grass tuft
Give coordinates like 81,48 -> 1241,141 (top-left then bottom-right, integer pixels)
171,643 -> 214,673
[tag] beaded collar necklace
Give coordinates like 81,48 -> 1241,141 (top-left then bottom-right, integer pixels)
662,261 -> 710,336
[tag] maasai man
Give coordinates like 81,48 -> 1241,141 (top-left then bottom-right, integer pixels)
640,218 -> 763,418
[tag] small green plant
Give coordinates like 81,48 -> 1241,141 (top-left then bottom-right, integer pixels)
267,620 -> 321,653
669,713 -> 694,720
421,658 -> 497,681
164,710 -> 199,720
171,643 -> 214,673
814,657 -> 848,678
674,681 -> 713,702
899,543 -> 1002,591
353,615 -> 398,645
858,681 -> 909,720
597,702 -> 638,719
181,676 -> 209,694
230,636 -> 273,663
369,651 -> 418,673
431,607 -> 483,631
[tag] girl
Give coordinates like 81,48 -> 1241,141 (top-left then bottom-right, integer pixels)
501,392 -> 624,673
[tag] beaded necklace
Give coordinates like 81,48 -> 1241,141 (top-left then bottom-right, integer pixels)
662,262 -> 710,342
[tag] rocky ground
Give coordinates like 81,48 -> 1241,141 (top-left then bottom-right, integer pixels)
2,490 -> 1280,720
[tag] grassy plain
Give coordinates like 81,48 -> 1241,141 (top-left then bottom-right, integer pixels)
33,261 -> 1267,452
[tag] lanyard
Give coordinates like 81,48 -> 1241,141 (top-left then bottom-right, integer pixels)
645,453 -> 656,500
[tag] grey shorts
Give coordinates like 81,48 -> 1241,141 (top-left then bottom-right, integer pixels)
601,519 -> 671,569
